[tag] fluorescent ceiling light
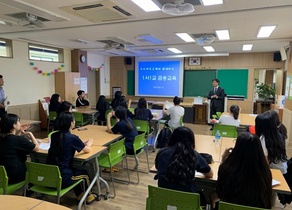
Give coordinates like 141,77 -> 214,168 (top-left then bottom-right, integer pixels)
203,46 -> 215,52
167,48 -> 182,53
201,0 -> 223,6
131,0 -> 160,12
257,26 -> 276,38
215,30 -> 230,40
242,44 -> 253,51
175,33 -> 195,42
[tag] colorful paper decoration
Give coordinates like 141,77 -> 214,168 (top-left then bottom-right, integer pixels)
30,62 -> 65,76
87,64 -> 104,72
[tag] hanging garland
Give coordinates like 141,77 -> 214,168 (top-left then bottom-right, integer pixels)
88,63 -> 104,71
29,62 -> 65,76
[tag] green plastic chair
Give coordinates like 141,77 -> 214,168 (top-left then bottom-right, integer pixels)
25,162 -> 85,205
47,111 -> 57,133
73,112 -> 90,127
212,112 -> 222,120
212,124 -> 238,138
218,201 -> 270,210
98,138 -> 130,198
146,185 -> 202,210
126,132 -> 149,184
128,107 -> 134,114
0,166 -> 25,195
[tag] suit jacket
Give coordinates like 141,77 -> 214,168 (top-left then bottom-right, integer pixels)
207,86 -> 225,110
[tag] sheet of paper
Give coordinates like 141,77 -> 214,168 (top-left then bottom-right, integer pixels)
39,142 -> 50,150
164,100 -> 174,110
249,114 -> 257,117
272,179 -> 280,186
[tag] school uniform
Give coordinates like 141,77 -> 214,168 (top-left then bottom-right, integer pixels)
76,98 -> 89,107
134,108 -> 153,121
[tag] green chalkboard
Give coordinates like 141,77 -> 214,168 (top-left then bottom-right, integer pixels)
217,69 -> 248,98
127,70 -> 135,95
183,70 -> 217,97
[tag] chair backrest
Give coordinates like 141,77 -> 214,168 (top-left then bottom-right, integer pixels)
212,124 -> 238,138
72,112 -> 83,124
146,185 -> 201,210
216,112 -> 222,118
128,107 -> 134,114
0,166 -> 8,194
107,138 -> 126,165
218,201 -> 269,210
49,111 -> 57,121
133,132 -> 146,153
133,119 -> 150,134
25,162 -> 62,190
180,115 -> 184,126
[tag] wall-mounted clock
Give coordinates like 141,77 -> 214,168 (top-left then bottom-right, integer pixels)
80,54 -> 86,63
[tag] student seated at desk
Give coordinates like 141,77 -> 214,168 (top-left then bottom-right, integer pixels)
255,111 -> 287,174
117,96 -> 135,119
107,106 -> 138,155
134,97 -> 153,121
155,127 -> 213,202
0,114 -> 39,184
96,95 -> 110,125
162,96 -> 184,129
110,90 -> 123,110
216,132 -> 272,209
76,90 -> 89,107
49,93 -> 61,112
54,101 -> 73,130
217,105 -> 240,127
46,112 -> 96,204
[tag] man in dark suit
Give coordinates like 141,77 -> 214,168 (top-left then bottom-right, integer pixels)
207,79 -> 225,129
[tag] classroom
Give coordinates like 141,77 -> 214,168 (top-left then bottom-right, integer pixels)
1,0 -> 292,209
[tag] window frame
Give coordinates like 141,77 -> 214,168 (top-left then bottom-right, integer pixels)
28,43 -> 64,63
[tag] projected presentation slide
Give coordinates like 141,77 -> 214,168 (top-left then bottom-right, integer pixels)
136,59 -> 183,97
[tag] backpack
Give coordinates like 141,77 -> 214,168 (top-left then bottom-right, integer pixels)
156,127 -> 172,148
278,158 -> 292,205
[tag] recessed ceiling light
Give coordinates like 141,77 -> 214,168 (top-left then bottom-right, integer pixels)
168,48 -> 182,53
257,26 -> 276,38
131,0 -> 160,12
175,33 -> 195,42
215,30 -> 230,40
242,44 -> 253,51
203,46 -> 215,52
201,0 -> 223,6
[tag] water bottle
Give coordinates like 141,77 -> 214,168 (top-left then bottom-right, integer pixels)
215,130 -> 221,146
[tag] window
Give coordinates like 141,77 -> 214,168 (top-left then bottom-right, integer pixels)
28,44 -> 64,62
0,39 -> 13,58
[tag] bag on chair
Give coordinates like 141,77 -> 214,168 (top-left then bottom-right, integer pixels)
156,127 -> 172,148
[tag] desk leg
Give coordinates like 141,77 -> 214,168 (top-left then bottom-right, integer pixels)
77,157 -> 110,210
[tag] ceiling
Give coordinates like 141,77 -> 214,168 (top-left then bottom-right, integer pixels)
0,0 -> 292,57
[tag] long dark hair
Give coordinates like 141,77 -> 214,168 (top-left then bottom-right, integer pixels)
217,132 -> 272,208
165,126 -> 196,185
230,105 -> 239,120
57,101 -> 72,116
0,114 -> 19,138
135,97 -> 147,116
50,94 -> 60,104
46,112 -> 74,165
270,110 -> 287,139
255,111 -> 287,163
111,91 -> 123,109
115,106 -> 132,131
97,95 -> 107,111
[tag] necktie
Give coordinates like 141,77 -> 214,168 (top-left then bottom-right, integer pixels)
214,88 -> 217,94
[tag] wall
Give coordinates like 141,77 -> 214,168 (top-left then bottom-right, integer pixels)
87,52 -> 110,100
0,40 -> 71,106
110,53 -> 284,113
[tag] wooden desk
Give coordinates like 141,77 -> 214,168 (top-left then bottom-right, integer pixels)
0,195 -> 71,210
72,106 -> 98,125
71,125 -> 122,146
